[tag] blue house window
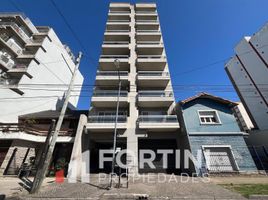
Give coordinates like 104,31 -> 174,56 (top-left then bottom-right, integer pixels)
198,110 -> 221,125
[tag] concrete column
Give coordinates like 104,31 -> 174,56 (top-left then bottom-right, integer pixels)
67,114 -> 87,182
126,4 -> 139,175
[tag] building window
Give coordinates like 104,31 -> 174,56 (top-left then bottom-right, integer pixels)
198,110 -> 221,125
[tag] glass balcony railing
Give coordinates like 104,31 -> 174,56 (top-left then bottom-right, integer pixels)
93,90 -> 128,97
138,71 -> 169,77
136,30 -> 160,33
137,55 -> 166,59
103,41 -> 129,45
138,91 -> 173,97
138,115 -> 178,123
88,115 -> 127,123
135,11 -> 157,14
107,20 -> 130,23
105,29 -> 130,33
100,55 -> 129,59
97,71 -> 128,76
136,20 -> 159,23
136,41 -> 162,45
109,11 -> 131,14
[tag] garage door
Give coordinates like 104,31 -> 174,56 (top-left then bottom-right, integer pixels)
138,139 -> 178,174
203,146 -> 238,172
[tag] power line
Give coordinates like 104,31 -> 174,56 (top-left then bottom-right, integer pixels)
49,0 -> 97,66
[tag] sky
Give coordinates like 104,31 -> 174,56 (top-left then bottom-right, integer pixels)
1,0 -> 268,110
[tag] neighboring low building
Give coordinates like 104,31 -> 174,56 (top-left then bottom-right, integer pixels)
176,93 -> 257,175
0,110 -> 87,176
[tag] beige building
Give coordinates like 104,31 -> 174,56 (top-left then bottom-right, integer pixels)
69,3 -> 180,178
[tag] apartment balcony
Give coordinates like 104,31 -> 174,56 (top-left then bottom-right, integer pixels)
0,123 -> 74,137
0,54 -> 14,71
91,90 -> 128,108
102,41 -> 129,55
137,71 -> 169,88
135,3 -> 156,12
108,12 -> 131,21
135,12 -> 157,21
104,33 -> 130,42
136,41 -> 163,55
0,77 -> 24,95
86,115 -> 127,131
138,115 -> 179,131
136,30 -> 161,42
106,24 -> 130,33
136,20 -> 159,32
0,37 -> 22,56
0,22 -> 32,44
136,20 -> 159,25
99,55 -> 129,71
136,55 -> 166,71
96,71 -> 129,87
32,27 -> 50,41
107,20 -> 130,25
7,64 -> 32,78
138,91 -> 174,107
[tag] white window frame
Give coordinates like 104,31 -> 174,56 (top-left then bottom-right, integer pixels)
198,110 -> 222,125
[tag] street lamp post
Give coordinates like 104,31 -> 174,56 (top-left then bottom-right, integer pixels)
110,59 -> 121,188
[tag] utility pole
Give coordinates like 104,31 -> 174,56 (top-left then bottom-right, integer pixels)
30,52 -> 83,193
110,59 -> 121,188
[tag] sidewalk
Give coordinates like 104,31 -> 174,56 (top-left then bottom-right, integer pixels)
1,175 -> 247,200
0,176 -> 54,198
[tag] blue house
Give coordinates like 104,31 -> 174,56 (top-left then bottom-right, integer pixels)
176,93 -> 257,175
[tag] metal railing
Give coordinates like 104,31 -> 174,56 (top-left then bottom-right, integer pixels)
138,115 -> 178,123
136,20 -> 159,23
136,30 -> 160,33
100,55 -> 129,59
93,90 -> 128,97
107,20 -> 130,23
97,71 -> 128,76
88,115 -> 127,123
103,41 -> 129,45
135,11 -> 157,14
109,11 -> 130,14
136,41 -> 162,45
137,55 -> 166,59
105,29 -> 130,33
138,91 -> 173,97
138,71 -> 169,77
0,123 -> 74,136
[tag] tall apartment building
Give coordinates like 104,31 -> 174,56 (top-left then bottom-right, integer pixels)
69,3 -> 180,177
225,22 -> 268,131
0,13 -> 84,123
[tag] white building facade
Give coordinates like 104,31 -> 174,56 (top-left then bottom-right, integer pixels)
225,23 -> 268,131
0,13 -> 84,176
0,13 -> 84,123
69,3 -> 180,178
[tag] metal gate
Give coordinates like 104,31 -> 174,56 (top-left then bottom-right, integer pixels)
203,146 -> 238,172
